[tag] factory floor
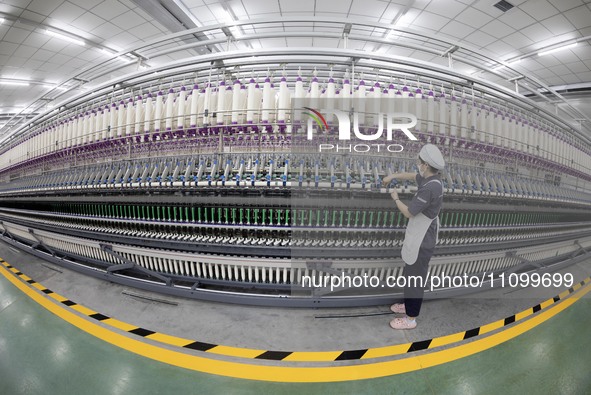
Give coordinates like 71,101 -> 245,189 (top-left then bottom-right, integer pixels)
0,241 -> 590,395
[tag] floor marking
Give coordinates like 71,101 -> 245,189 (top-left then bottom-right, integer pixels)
1,259 -> 589,382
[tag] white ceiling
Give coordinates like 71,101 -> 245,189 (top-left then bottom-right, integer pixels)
0,0 -> 590,139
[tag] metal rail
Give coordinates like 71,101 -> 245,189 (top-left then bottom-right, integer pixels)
1,220 -> 589,307
2,18 -> 590,148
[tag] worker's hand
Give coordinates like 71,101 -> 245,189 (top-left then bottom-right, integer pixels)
383,175 -> 398,187
390,190 -> 399,201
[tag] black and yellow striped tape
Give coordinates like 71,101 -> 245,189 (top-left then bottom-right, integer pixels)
1,259 -> 590,363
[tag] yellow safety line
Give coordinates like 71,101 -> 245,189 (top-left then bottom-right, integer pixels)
1,259 -> 589,362
103,317 -> 139,332
0,261 -> 589,382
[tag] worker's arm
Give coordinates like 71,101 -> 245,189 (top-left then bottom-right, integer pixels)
382,172 -> 417,186
390,189 -> 413,219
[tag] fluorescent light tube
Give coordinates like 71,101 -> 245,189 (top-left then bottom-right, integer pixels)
538,42 -> 577,57
172,0 -> 201,27
45,30 -> 85,46
0,81 -> 30,86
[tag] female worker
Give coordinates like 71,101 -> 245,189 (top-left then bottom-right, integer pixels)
382,144 -> 445,330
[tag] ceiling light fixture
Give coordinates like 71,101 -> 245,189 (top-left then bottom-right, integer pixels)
221,9 -> 235,25
0,81 -> 30,87
172,0 -> 201,27
538,42 -> 577,57
45,29 -> 85,46
0,17 -> 5,24
393,11 -> 414,28
219,6 -> 242,39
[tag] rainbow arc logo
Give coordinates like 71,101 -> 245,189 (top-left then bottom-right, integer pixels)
302,107 -> 329,131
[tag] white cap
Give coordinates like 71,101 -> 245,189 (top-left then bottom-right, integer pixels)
419,144 -> 445,170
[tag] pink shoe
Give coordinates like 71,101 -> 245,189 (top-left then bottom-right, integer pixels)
390,303 -> 406,314
390,317 -> 417,330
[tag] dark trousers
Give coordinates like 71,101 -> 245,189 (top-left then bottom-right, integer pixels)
402,245 -> 433,317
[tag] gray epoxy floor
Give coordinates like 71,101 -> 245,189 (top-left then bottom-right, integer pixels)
1,240 -> 589,353
2,241 -> 591,395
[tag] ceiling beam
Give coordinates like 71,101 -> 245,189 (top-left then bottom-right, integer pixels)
131,0 -> 215,55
